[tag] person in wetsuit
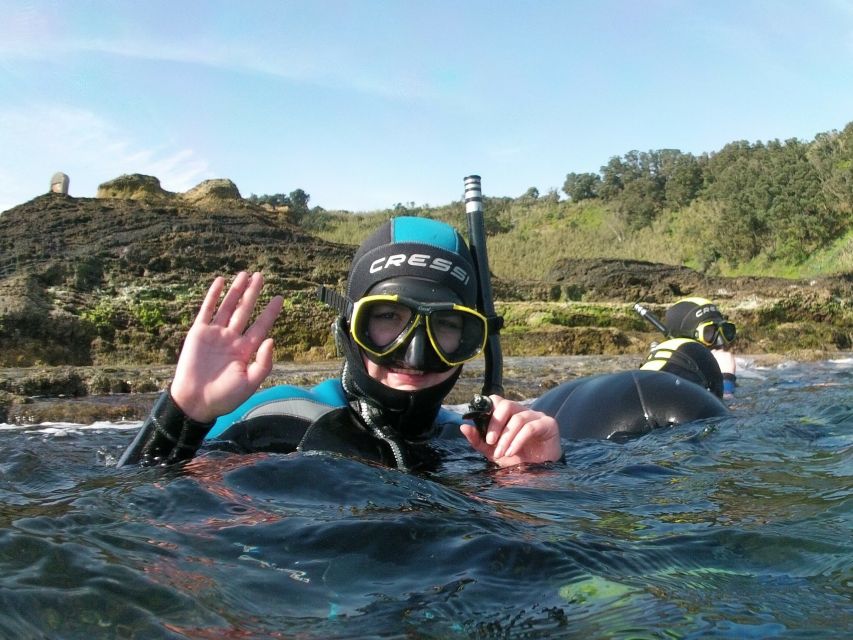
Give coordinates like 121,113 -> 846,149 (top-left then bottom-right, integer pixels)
531,338 -> 730,441
117,216 -> 561,472
664,298 -> 738,396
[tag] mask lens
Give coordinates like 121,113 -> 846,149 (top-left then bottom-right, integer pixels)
351,295 -> 486,366
427,308 -> 487,364
352,299 -> 415,355
696,320 -> 737,346
698,323 -> 717,345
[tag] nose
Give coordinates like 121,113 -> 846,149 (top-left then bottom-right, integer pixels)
401,324 -> 428,370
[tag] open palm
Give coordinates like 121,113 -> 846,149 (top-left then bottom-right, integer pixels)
169,272 -> 283,423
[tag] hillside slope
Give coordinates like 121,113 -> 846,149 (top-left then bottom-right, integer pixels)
1,177 -> 850,370
0,179 -> 352,366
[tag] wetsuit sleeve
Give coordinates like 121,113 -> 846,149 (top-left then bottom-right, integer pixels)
116,391 -> 214,467
722,373 -> 737,395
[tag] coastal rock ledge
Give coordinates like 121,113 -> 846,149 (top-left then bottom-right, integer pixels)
0,174 -> 851,423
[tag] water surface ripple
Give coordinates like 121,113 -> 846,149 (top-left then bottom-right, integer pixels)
1,355 -> 851,638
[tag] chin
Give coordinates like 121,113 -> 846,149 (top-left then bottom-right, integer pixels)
382,367 -> 447,390
364,358 -> 457,391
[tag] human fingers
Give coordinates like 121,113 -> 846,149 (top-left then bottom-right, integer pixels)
490,401 -> 558,458
227,272 -> 265,332
500,413 -> 559,459
194,276 -> 226,327
243,295 -> 284,347
212,272 -> 250,326
491,408 -> 534,459
459,423 -> 490,453
245,338 -> 275,389
481,395 -> 523,447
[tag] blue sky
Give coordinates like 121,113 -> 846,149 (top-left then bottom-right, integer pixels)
1,0 -> 852,214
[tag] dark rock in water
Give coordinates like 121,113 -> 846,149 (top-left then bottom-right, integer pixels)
547,258 -> 707,302
546,257 -> 853,305
541,258 -> 852,355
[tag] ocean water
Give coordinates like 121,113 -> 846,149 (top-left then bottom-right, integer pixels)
0,355 -> 851,639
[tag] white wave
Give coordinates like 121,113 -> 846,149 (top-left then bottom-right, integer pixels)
0,421 -> 141,433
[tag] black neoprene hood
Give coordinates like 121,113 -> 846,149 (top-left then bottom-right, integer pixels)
345,217 -> 478,306
665,299 -> 725,337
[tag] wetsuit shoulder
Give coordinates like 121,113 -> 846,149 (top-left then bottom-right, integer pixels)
532,370 -> 730,440
206,379 -> 348,440
199,379 -> 349,456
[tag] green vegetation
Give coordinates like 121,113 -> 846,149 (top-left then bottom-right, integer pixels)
247,188 -> 313,222
294,121 -> 853,281
81,299 -> 116,337
132,301 -> 166,333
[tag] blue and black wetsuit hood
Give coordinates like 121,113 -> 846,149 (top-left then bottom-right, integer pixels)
322,216 -> 479,440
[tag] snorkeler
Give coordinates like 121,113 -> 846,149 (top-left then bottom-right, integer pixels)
663,298 -> 738,396
117,215 -> 561,471
532,338 -> 729,440
635,298 -> 738,396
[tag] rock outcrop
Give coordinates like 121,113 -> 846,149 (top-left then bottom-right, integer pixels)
0,176 -> 352,368
181,178 -> 244,208
96,173 -> 173,200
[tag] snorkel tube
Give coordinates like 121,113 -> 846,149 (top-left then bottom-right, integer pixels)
633,302 -> 668,337
464,175 -> 504,396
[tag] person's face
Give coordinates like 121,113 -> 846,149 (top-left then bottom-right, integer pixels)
353,277 -> 475,391
363,353 -> 459,391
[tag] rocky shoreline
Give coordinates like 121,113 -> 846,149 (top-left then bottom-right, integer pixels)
1,352 -> 816,426
1,176 -> 850,424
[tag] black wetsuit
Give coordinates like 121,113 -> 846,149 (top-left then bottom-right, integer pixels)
531,369 -> 730,441
116,379 -> 462,471
117,370 -> 731,470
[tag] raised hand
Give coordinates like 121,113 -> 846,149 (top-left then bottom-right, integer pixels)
169,272 -> 284,423
460,396 -> 562,467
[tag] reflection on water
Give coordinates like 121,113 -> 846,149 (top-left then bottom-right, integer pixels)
1,355 -> 851,638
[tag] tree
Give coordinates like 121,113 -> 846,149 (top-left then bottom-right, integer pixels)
706,146 -> 772,264
616,178 -> 663,230
563,172 -> 600,201
520,187 -> 539,201
598,155 -> 633,200
702,137 -> 842,264
659,151 -> 703,209
808,123 -> 853,220
764,138 -> 835,262
289,189 -> 310,214
248,192 -> 291,207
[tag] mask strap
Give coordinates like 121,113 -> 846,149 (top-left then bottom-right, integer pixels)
317,285 -> 353,319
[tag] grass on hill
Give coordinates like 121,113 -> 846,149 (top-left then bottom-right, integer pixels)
303,197 -> 852,282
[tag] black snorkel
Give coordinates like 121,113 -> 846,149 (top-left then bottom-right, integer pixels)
464,175 -> 504,397
633,302 -> 669,337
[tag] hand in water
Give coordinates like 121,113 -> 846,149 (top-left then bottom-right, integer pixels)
460,395 -> 562,467
170,272 -> 284,423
